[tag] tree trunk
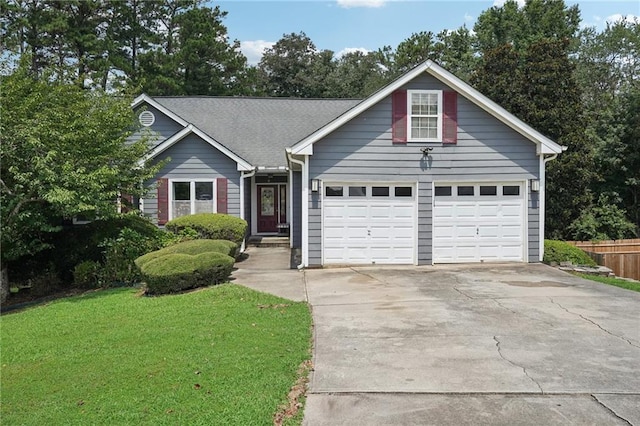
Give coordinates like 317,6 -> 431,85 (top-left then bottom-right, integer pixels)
1,265 -> 8,305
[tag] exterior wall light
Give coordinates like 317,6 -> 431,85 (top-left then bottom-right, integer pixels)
530,179 -> 540,192
311,179 -> 320,192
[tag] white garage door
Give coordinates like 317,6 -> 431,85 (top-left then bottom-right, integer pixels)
433,183 -> 525,263
323,184 -> 416,265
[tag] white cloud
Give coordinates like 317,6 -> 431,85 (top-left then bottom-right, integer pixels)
606,14 -> 639,24
240,40 -> 275,65
464,13 -> 474,22
336,47 -> 371,58
337,0 -> 386,9
492,0 -> 525,7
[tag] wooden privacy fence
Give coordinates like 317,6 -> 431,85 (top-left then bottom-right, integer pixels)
568,239 -> 640,281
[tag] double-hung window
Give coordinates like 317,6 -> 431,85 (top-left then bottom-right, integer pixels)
171,180 -> 215,219
408,90 -> 442,142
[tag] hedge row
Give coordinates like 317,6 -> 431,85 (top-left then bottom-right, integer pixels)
165,213 -> 247,247
135,239 -> 237,269
139,252 -> 235,295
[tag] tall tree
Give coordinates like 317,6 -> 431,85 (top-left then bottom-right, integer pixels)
0,59 -> 161,301
257,32 -> 321,97
325,50 -> 388,98
474,0 -> 581,52
176,6 -> 247,95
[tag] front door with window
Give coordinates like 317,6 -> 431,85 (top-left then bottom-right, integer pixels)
258,185 -> 278,233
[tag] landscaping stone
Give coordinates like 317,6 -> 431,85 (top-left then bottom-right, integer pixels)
557,264 -> 615,277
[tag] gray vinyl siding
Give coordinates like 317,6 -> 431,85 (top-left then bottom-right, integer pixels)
307,74 -> 540,265
142,134 -> 241,223
292,171 -> 302,248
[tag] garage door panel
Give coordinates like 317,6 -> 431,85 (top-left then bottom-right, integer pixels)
478,205 -> 500,217
434,183 -> 524,263
323,185 -> 416,265
455,225 -> 477,238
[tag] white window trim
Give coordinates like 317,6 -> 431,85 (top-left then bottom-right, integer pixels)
168,179 -> 217,220
407,89 -> 443,142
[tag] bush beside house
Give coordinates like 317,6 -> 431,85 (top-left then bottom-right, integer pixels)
136,240 -> 236,295
165,213 -> 247,248
135,239 -> 237,268
543,240 -> 596,266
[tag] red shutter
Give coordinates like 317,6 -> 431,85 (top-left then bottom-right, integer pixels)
157,178 -> 169,225
120,193 -> 134,213
392,90 -> 407,144
216,178 -> 228,214
443,91 -> 458,144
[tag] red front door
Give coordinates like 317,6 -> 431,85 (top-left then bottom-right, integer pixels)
258,185 -> 278,233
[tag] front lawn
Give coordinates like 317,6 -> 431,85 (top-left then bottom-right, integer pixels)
575,273 -> 640,293
1,285 -> 312,425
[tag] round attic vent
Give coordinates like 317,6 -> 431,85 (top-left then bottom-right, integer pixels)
139,110 -> 155,127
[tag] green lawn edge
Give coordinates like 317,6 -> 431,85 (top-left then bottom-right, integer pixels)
1,284 -> 312,425
574,273 -> 640,292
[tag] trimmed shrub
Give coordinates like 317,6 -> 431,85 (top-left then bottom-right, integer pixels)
165,213 -> 247,247
543,240 -> 596,266
140,252 -> 235,295
135,239 -> 237,269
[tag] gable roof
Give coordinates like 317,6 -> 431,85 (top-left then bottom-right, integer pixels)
152,97 -> 360,168
290,60 -> 565,156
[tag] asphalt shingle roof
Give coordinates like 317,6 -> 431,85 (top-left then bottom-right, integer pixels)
154,97 -> 361,168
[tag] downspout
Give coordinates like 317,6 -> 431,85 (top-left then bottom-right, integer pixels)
288,166 -> 294,249
240,168 -> 257,252
539,152 -> 560,261
287,149 -> 306,269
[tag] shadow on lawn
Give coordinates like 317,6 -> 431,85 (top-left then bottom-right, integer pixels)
1,286 -> 140,315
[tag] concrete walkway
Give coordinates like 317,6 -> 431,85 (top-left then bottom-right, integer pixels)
232,248 -> 640,425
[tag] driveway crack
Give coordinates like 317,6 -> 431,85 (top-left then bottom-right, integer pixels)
591,394 -> 633,426
493,336 -> 544,394
492,299 -> 555,327
549,298 -> 640,349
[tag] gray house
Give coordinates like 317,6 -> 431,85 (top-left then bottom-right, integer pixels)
131,60 -> 565,267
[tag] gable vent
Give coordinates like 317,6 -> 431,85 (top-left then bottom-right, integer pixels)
139,110 -> 155,127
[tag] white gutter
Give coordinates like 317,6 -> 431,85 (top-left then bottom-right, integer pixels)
286,149 -> 307,269
539,152 -> 560,261
240,168 -> 257,252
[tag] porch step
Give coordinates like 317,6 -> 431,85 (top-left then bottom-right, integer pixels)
247,236 -> 290,248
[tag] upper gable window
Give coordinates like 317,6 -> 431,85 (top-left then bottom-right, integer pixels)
408,90 -> 442,142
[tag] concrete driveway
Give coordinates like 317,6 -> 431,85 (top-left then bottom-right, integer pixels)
233,250 -> 640,425
302,263 -> 640,425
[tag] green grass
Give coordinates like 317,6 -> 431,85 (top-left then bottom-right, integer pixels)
1,284 -> 312,425
575,273 -> 640,292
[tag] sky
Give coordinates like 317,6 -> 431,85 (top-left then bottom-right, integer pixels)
212,0 -> 640,64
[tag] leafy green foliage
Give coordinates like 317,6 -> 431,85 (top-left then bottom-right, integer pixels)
568,195 -> 637,241
543,240 -> 596,266
165,213 -> 247,246
73,261 -> 101,289
1,285 -> 312,424
140,252 -> 235,295
1,62 -> 160,265
473,0 -> 581,53
135,239 -> 237,269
